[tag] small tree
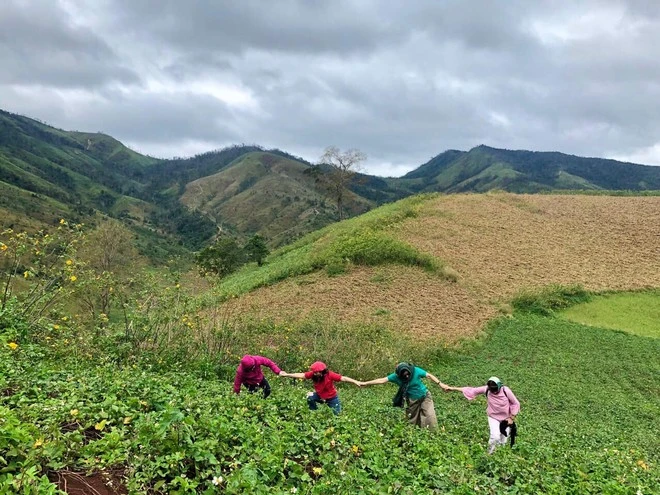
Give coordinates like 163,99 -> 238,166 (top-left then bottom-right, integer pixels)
244,234 -> 269,266
76,220 -> 139,321
195,238 -> 245,277
319,146 -> 367,220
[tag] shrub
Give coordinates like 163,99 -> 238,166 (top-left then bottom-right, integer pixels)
511,284 -> 591,316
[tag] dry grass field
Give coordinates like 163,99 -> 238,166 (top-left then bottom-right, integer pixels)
235,193 -> 660,341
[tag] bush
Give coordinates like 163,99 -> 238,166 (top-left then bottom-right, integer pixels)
195,238 -> 245,277
511,284 -> 591,316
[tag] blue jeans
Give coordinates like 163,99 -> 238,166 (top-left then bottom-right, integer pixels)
307,392 -> 341,415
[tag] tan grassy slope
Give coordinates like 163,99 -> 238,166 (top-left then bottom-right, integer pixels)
237,193 -> 660,341
180,151 -> 371,246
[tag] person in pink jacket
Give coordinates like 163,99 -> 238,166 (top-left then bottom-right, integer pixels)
444,376 -> 520,453
233,355 -> 284,398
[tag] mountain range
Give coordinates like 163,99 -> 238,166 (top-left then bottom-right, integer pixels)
1,109 -> 659,261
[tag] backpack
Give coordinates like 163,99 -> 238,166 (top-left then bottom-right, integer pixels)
485,386 -> 511,400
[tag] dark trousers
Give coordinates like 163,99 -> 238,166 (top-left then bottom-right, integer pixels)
246,377 -> 271,398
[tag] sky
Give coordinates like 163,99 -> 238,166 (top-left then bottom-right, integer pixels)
1,0 -> 660,176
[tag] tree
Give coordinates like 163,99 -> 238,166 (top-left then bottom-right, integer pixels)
76,220 -> 139,320
243,234 -> 269,266
318,146 -> 367,220
195,238 -> 245,277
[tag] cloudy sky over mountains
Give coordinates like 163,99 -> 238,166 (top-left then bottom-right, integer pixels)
1,0 -> 659,175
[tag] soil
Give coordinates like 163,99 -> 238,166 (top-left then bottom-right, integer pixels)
234,194 -> 660,341
48,469 -> 127,495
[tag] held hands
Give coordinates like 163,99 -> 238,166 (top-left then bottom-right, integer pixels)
438,382 -> 450,392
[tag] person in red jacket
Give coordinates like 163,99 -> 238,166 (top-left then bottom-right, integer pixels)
233,355 -> 284,398
280,361 -> 361,414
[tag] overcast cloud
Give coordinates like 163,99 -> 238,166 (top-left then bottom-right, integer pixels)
1,0 -> 659,175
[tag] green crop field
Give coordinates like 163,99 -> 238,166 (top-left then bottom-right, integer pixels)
1,312 -> 658,494
1,204 -> 658,494
560,290 -> 660,338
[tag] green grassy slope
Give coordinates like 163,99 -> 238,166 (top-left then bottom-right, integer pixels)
560,290 -> 660,338
213,194 -> 446,299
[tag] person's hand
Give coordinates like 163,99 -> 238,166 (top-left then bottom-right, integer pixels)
507,417 -> 515,425
279,371 -> 286,377
357,381 -> 366,387
438,382 -> 449,391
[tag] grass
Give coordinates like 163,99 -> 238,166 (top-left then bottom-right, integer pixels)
560,289 -> 660,338
212,194 -> 451,301
511,284 -> 591,316
1,312 -> 658,493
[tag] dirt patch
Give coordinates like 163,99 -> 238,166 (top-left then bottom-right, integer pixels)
48,468 -> 127,495
238,265 -> 496,341
398,194 -> 660,301
234,194 -> 660,342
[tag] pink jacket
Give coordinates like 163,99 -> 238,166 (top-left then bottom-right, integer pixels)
462,386 -> 520,421
233,356 -> 282,394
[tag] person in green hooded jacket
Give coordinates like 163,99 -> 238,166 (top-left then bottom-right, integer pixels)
360,363 -> 448,428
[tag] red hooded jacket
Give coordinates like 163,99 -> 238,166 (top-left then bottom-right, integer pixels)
233,355 -> 282,394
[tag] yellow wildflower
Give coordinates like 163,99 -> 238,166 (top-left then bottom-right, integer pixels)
351,445 -> 360,454
59,219 -> 66,225
61,316 -> 68,321
53,324 -> 60,330
123,417 -> 132,425
7,342 -> 18,350
70,409 -> 79,416
66,259 -> 73,266
312,467 -> 323,476
637,460 -> 649,470
69,275 -> 77,282
1,243 -> 7,251
95,420 -> 107,431
23,271 -> 30,279
33,439 -> 44,448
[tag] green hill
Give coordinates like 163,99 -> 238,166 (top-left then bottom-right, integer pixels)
180,151 -> 372,246
3,108 -> 660,260
400,145 -> 660,192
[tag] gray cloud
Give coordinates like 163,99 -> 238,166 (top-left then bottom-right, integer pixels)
0,0 -> 138,88
1,0 -> 659,173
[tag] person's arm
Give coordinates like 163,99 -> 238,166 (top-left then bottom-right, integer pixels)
233,368 -> 243,394
255,356 -> 282,375
460,385 -> 488,400
361,377 -> 390,386
280,372 -> 306,379
424,372 -> 449,390
340,376 -> 361,386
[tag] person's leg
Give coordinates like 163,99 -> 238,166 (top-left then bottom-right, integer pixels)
498,421 -> 510,446
260,377 -> 271,399
306,392 -> 321,410
245,383 -> 258,394
326,396 -> 341,415
487,416 -> 502,454
420,395 -> 438,429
